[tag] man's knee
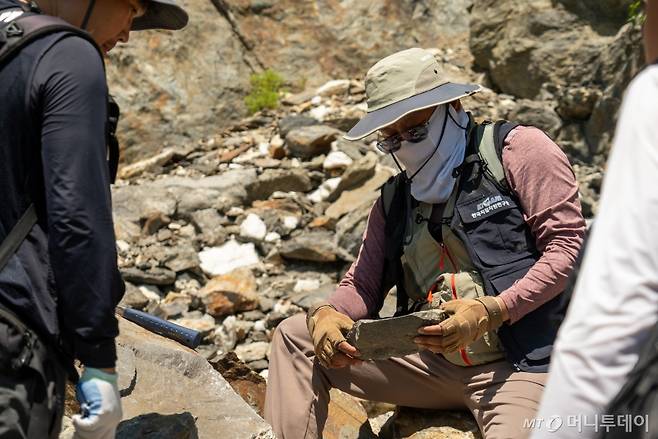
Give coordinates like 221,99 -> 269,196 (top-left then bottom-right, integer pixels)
273,314 -> 308,342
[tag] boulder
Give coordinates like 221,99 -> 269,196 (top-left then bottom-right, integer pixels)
308,177 -> 342,204
117,148 -> 181,180
326,167 -> 394,219
469,0 -> 612,99
209,351 -> 268,416
154,292 -> 192,319
285,125 -> 342,159
555,0 -> 635,34
114,317 -> 274,438
114,216 -> 142,243
112,185 -> 177,225
120,282 -> 150,310
121,267 -> 177,286
506,99 -> 562,139
117,412 -> 199,439
190,209 -> 229,246
335,203 -> 371,257
277,115 -> 319,138
199,267 -> 260,317
171,313 -> 217,334
556,86 -> 602,121
290,282 -> 336,309
234,341 -> 270,363
279,231 -> 339,263
162,243 -> 200,273
141,212 -> 172,236
245,168 -> 314,201
328,152 -> 378,202
323,389 -> 376,439
323,151 -> 354,171
151,170 -> 258,213
316,79 -> 351,97
378,407 -> 481,439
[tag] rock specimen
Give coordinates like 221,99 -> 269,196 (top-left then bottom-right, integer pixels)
346,309 -> 448,360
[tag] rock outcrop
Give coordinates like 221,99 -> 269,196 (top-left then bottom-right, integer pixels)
59,317 -> 273,438
470,0 -> 644,164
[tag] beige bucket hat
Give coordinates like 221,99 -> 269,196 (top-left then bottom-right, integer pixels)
345,48 -> 481,140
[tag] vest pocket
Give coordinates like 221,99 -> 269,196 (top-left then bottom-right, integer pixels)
456,196 -> 533,266
430,271 -> 505,367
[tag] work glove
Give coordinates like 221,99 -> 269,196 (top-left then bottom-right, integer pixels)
306,302 -> 360,368
435,297 -> 505,353
73,367 -> 122,439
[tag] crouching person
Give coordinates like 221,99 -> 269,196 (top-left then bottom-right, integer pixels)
264,48 -> 586,439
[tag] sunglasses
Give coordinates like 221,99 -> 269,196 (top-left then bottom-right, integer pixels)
376,122 -> 430,153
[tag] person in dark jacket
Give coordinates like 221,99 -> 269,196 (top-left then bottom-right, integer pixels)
0,1 -> 187,438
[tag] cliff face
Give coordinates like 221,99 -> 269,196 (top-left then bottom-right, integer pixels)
108,0 -> 642,169
108,0 -> 473,163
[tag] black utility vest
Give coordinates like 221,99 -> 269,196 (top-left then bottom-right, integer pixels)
381,120 -> 569,373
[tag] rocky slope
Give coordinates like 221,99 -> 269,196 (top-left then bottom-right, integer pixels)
99,0 -> 647,437
109,0 -> 643,169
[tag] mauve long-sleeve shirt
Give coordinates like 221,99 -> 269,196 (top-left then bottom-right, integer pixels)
329,126 -> 586,324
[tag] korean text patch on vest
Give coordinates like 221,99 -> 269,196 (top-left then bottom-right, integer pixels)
456,194 -> 529,266
468,195 -> 512,221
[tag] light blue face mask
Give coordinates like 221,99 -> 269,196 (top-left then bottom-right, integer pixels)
392,104 -> 469,204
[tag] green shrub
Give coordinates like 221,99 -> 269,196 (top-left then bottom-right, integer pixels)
628,0 -> 646,24
245,69 -> 285,114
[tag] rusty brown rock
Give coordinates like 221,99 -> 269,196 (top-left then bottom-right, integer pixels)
199,268 -> 259,317
210,351 -> 267,416
323,389 -> 376,439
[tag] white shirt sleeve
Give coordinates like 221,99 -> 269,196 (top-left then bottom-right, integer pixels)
530,65 -> 658,438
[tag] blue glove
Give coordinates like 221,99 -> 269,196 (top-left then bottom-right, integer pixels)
73,368 -> 122,439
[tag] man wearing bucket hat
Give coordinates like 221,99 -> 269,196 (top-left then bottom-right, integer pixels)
0,0 -> 187,438
265,48 -> 586,438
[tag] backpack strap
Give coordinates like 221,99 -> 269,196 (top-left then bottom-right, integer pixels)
0,204 -> 37,272
0,11 -> 103,67
380,173 -> 413,315
477,120 -> 519,191
107,96 -> 120,183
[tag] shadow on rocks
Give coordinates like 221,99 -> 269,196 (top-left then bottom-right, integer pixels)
117,412 -> 199,439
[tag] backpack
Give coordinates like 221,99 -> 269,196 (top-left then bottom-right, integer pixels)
0,5 -> 119,272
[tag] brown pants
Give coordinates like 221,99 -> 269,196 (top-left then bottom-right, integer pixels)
264,314 -> 547,439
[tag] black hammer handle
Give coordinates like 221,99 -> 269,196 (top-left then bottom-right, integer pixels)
116,306 -> 202,349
